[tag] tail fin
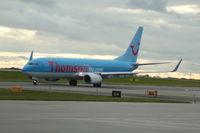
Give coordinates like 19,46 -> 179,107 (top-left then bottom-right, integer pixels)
115,26 -> 143,62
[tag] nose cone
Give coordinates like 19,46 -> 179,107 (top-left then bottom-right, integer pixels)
22,64 -> 30,72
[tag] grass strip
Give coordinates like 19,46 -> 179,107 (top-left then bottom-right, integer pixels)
103,77 -> 200,87
0,88 -> 187,103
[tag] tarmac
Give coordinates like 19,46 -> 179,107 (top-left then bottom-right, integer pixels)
1,82 -> 200,132
0,101 -> 200,133
0,82 -> 200,103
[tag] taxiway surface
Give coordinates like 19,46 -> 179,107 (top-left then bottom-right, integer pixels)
0,82 -> 200,102
0,101 -> 200,133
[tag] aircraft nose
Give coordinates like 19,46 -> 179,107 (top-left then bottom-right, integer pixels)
22,65 -> 30,72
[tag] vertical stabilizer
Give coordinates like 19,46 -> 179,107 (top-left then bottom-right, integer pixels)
115,27 -> 143,62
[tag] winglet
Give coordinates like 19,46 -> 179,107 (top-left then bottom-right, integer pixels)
171,59 -> 182,72
29,51 -> 33,61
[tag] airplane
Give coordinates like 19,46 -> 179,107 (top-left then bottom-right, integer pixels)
21,26 -> 182,87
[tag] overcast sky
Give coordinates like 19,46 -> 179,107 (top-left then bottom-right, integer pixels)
0,0 -> 200,79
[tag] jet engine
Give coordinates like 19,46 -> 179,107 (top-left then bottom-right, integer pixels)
84,73 -> 102,84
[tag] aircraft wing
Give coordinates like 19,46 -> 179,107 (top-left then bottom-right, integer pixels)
100,59 -> 182,76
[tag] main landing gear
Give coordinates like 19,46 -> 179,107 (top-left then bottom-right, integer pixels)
93,83 -> 101,87
69,79 -> 77,86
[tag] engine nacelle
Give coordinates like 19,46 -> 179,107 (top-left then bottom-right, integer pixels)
84,73 -> 102,84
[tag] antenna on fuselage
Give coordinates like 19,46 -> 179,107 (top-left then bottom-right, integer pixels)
29,51 -> 33,61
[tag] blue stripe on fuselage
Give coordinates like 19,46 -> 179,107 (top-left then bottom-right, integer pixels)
22,58 -> 137,73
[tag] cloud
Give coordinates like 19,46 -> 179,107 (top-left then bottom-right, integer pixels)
0,0 -> 200,79
22,0 -> 56,7
128,0 -> 200,15
166,4 -> 200,14
0,52 -> 116,68
0,26 -> 36,40
128,0 -> 168,13
105,7 -> 148,14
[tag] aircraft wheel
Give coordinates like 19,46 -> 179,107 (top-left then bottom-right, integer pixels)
69,80 -> 77,86
33,80 -> 38,85
93,83 -> 101,87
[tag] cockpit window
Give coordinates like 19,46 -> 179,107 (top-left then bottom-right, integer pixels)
28,62 -> 39,66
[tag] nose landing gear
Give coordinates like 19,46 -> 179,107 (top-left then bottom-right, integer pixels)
33,80 -> 38,85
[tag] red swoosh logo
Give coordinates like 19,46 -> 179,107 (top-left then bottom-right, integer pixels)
130,42 -> 140,56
